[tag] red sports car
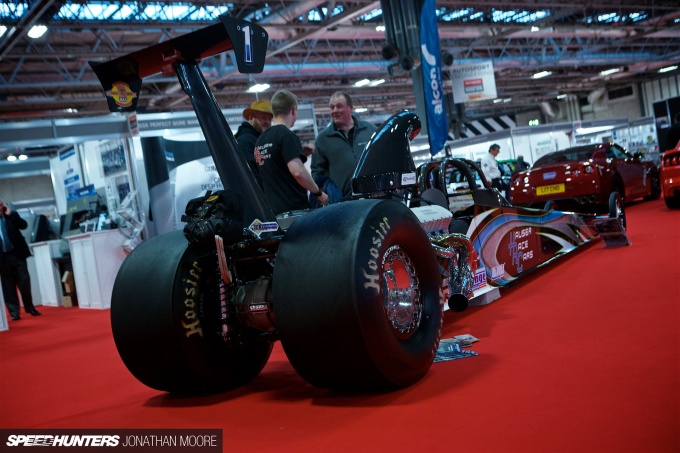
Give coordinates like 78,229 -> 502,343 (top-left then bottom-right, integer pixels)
661,144 -> 680,209
509,142 -> 660,212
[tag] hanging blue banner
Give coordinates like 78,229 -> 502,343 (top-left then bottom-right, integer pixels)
419,0 -> 447,155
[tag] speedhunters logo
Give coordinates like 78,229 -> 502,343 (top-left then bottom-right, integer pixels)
6,435 -> 119,447
1,429 -> 221,451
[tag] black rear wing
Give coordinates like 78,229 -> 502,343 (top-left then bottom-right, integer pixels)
89,16 -> 268,112
88,15 -> 276,225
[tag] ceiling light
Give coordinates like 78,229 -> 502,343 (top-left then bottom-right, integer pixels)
658,65 -> 678,73
503,98 -> 512,103
375,25 -> 385,32
18,154 -> 28,161
354,79 -> 371,87
532,71 -> 552,79
369,79 -> 385,86
0,25 -> 7,38
531,26 -> 540,32
27,25 -> 47,39
7,155 -> 17,162
355,107 -> 368,113
247,83 -> 270,93
556,94 -> 567,99
599,68 -> 619,76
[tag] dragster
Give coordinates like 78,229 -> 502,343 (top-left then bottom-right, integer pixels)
90,16 -> 628,394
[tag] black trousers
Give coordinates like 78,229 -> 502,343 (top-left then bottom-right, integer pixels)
491,178 -> 503,191
0,252 -> 36,318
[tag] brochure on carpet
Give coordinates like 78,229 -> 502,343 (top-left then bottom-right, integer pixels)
434,335 -> 479,363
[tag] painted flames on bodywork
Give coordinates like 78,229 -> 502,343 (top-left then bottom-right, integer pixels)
467,206 -> 599,286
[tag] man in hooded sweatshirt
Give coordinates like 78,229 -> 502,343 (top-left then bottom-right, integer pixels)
235,99 -> 273,188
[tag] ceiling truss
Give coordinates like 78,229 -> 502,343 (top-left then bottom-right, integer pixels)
1,0 -> 679,150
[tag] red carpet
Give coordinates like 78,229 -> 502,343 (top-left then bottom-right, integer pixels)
1,199 -> 678,452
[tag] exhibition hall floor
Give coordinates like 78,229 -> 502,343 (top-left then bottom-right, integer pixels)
1,198 -> 678,452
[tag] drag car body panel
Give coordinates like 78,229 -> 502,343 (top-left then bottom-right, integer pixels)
465,206 -> 598,286
415,157 -> 599,287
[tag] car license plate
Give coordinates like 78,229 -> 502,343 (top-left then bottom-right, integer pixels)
536,183 -> 565,196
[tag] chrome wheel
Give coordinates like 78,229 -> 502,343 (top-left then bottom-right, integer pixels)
608,191 -> 626,231
382,245 -> 422,339
275,199 -> 442,389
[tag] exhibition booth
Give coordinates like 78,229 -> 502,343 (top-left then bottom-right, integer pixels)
0,110 -> 662,320
411,116 -> 660,166
0,104 -> 317,316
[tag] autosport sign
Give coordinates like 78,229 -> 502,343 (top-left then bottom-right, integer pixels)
0,429 -> 221,452
451,61 -> 498,103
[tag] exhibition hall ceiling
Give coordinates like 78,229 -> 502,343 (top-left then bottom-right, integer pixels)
1,0 -> 680,152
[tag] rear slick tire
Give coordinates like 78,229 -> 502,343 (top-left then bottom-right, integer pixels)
274,199 -> 443,390
111,230 -> 273,394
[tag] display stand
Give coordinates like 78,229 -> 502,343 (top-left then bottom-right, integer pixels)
68,229 -> 127,309
29,239 -> 67,307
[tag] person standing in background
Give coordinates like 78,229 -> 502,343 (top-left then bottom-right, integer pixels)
513,155 -> 530,174
0,197 -> 40,321
480,143 -> 503,191
311,91 -> 377,200
235,99 -> 273,188
254,90 -> 329,215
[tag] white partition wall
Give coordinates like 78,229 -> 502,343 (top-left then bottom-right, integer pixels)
68,230 -> 127,309
30,240 -> 67,307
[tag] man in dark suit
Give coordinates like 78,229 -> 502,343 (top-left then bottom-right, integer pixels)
0,197 -> 40,321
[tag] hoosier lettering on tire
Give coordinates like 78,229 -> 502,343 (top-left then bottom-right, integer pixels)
110,230 -> 273,393
273,199 -> 444,390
